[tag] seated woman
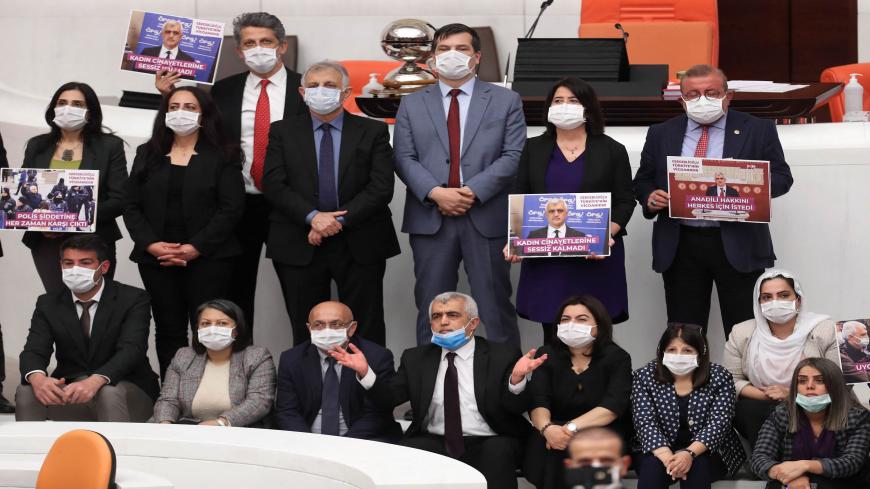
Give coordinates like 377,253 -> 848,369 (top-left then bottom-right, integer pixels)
723,269 -> 837,448
523,295 -> 632,489
150,299 -> 276,427
750,357 -> 870,489
632,323 -> 746,489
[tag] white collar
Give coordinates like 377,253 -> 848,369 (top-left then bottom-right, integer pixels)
246,66 -> 287,91
71,278 -> 105,305
549,224 -> 567,235
161,45 -> 179,57
440,335 -> 475,361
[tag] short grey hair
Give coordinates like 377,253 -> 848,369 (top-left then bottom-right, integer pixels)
428,292 -> 479,319
232,12 -> 286,46
681,64 -> 729,92
303,60 -> 350,88
843,321 -> 867,339
545,198 -> 568,210
162,20 -> 183,33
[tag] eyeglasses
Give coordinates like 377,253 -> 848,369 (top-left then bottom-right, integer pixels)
680,89 -> 726,102
308,320 -> 353,331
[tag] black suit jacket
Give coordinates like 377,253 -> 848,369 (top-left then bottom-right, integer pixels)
19,280 -> 160,400
526,226 -> 585,239
262,111 -> 400,266
515,132 -> 636,237
372,337 -> 532,439
705,185 -> 740,197
0,130 -> 7,258
139,46 -> 196,62
21,133 -> 128,249
632,110 -> 794,273
210,67 -> 306,146
275,336 -> 402,441
122,142 -> 245,263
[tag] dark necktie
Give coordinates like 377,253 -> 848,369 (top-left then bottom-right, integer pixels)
444,352 -> 464,457
163,50 -> 172,59
318,123 -> 338,211
447,89 -> 462,188
694,125 -> 710,157
321,357 -> 340,436
77,300 -> 95,338
553,230 -> 560,238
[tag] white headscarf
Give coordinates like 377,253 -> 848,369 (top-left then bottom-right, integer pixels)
745,268 -> 830,388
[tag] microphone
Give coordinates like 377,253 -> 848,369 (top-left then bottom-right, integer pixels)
614,23 -> 629,43
525,0 -> 556,38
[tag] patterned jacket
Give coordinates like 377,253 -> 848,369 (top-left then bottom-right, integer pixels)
750,403 -> 870,480
631,361 -> 746,475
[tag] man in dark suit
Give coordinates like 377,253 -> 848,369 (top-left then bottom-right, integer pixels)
263,60 -> 399,346
704,172 -> 740,197
332,292 -> 548,489
0,130 -> 11,413
275,301 -> 401,441
526,198 -> 586,239
839,321 -> 870,383
155,13 -> 306,339
15,235 -> 159,422
633,64 -> 793,338
138,20 -> 195,62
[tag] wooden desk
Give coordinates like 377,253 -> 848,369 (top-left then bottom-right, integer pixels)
355,82 -> 842,126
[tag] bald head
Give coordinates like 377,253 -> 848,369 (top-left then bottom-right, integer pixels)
308,301 -> 353,324
565,427 -> 630,477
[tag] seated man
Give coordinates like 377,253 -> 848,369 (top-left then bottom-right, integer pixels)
332,291 -> 547,489
564,427 -> 632,489
16,235 -> 159,422
275,301 -> 401,441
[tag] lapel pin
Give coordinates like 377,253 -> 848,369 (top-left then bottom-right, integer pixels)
734,129 -> 740,135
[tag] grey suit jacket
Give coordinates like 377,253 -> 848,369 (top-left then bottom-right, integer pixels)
393,78 -> 526,238
150,346 -> 276,427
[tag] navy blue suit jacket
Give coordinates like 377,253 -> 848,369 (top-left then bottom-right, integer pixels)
275,336 -> 402,442
633,111 -> 793,273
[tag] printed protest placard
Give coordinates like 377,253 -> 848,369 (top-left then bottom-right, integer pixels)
667,156 -> 771,223
0,168 -> 98,233
836,319 -> 870,385
121,10 -> 225,84
508,192 -> 611,258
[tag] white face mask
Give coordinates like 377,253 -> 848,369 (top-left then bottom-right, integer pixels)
860,337 -> 870,348
662,353 -> 698,376
684,96 -> 725,125
303,86 -> 344,115
547,103 -> 586,130
165,110 -> 200,136
556,322 -> 595,348
244,46 -> 278,74
62,265 -> 100,294
435,50 -> 474,80
53,106 -> 88,131
310,327 -> 349,351
198,326 -> 235,351
761,300 -> 798,324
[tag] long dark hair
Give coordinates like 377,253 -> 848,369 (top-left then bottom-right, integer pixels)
30,82 -> 111,154
139,86 -> 240,177
191,299 -> 250,354
654,322 -> 711,389
543,77 -> 605,137
551,295 -> 614,358
786,357 -> 853,433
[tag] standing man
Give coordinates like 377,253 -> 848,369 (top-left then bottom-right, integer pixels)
263,61 -> 399,346
393,24 -> 526,346
156,12 -> 306,339
0,130 -> 12,413
633,64 -> 793,338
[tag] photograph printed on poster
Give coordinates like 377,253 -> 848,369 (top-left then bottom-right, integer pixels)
835,319 -> 870,385
507,192 -> 611,258
667,156 -> 771,223
0,168 -> 98,233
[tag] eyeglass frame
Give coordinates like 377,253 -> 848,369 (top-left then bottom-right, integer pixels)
307,319 -> 356,331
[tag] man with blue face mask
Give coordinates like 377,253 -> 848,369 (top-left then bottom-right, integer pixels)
633,64 -> 794,338
332,292 -> 548,489
14,235 -> 159,422
263,61 -> 399,347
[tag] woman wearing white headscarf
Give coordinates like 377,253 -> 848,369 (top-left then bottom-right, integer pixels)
723,268 -> 838,448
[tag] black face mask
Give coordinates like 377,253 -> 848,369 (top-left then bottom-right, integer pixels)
563,465 -> 620,489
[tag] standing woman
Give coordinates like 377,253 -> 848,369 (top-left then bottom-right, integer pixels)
506,77 -> 635,345
123,86 -> 245,378
22,82 -> 128,293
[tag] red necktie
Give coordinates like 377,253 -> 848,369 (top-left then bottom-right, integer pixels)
693,125 -> 710,158
447,89 -> 462,188
251,79 -> 270,190
719,188 -> 724,197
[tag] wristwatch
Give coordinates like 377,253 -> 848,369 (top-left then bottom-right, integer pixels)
565,422 -> 578,433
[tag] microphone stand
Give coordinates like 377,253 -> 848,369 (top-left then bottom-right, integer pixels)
525,0 -> 555,38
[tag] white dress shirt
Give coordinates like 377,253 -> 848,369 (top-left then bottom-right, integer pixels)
310,347 -> 376,435
240,68 -> 287,194
160,45 -> 179,59
424,337 -> 527,437
547,225 -> 567,238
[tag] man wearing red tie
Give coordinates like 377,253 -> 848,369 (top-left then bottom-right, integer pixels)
633,64 -> 793,338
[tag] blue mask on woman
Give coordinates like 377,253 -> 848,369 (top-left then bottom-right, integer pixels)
796,393 -> 832,413
431,320 -> 473,350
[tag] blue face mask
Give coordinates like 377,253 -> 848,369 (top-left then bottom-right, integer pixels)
431,320 -> 473,350
796,393 -> 832,413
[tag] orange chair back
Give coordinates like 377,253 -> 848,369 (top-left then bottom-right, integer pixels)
36,430 -> 116,489
338,60 -> 404,115
820,63 -> 870,122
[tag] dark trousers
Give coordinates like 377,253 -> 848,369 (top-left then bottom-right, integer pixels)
0,322 -> 4,387
227,193 -> 270,342
764,474 -> 866,489
735,398 -> 779,449
138,257 -> 233,378
402,433 -> 522,489
635,452 -> 727,489
662,227 -> 762,338
32,235 -> 117,294
273,235 -> 387,346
